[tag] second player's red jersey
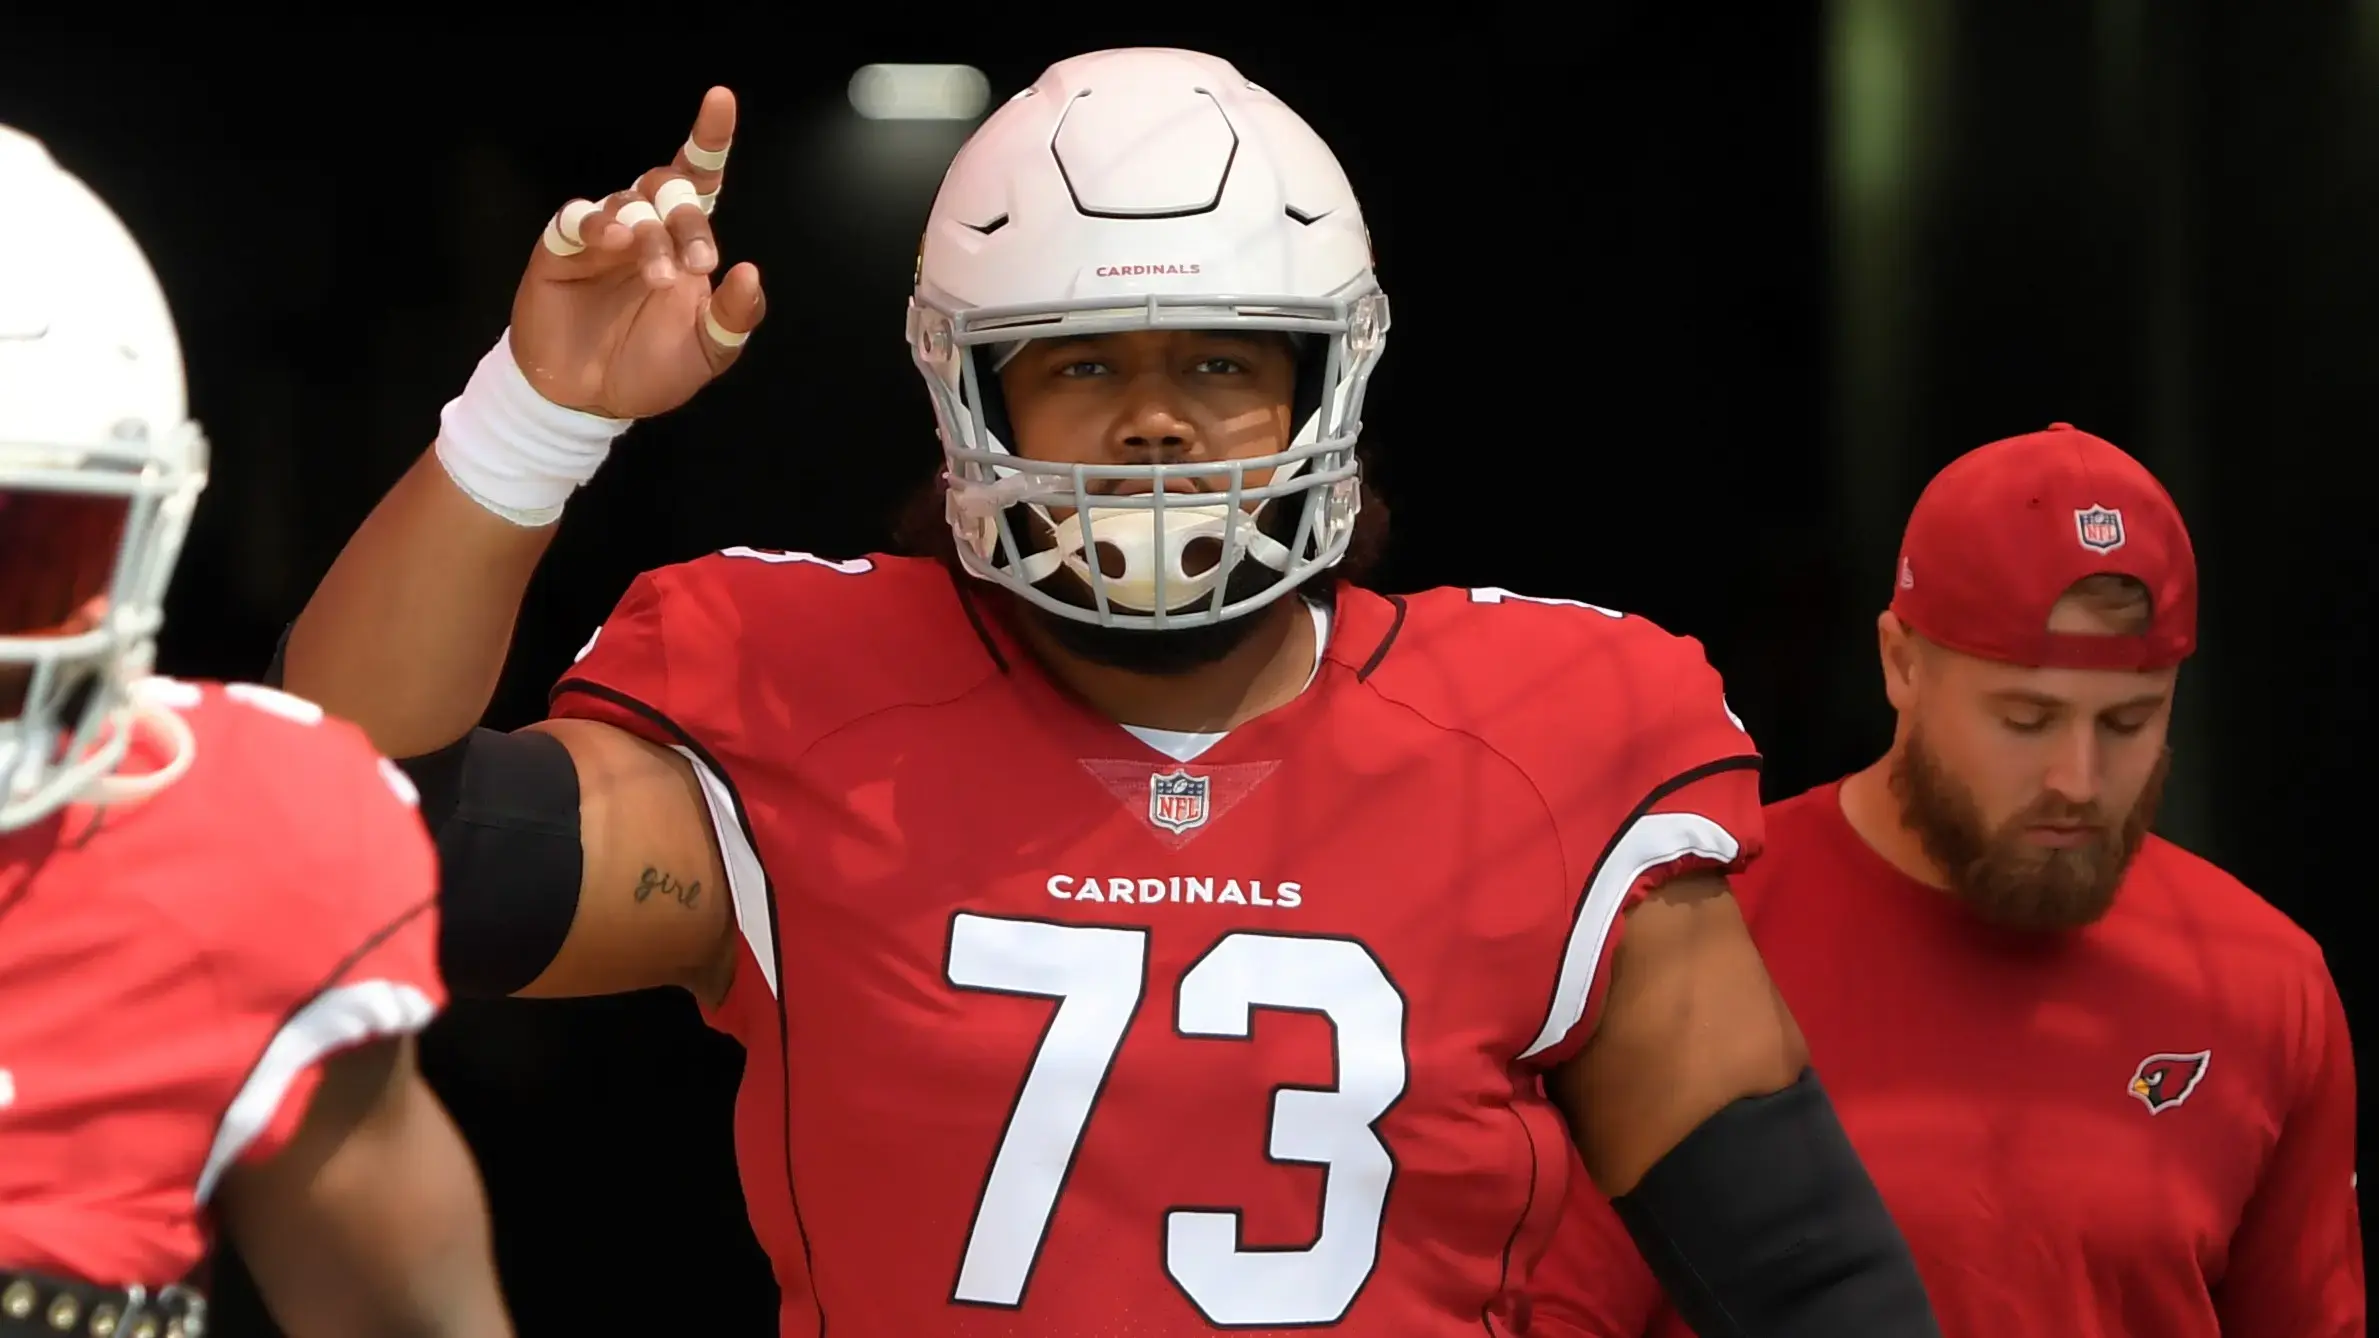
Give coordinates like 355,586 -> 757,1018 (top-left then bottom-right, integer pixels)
1525,780 -> 2364,1338
549,551 -> 1764,1337
0,678 -> 444,1289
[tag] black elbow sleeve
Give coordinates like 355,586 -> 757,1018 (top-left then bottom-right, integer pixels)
1611,1068 -> 1942,1338
396,728 -> 585,999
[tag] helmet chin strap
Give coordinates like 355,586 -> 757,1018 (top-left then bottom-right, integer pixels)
0,688 -> 191,830
1004,446 -> 1312,613
85,691 -> 196,806
1016,501 -> 1298,613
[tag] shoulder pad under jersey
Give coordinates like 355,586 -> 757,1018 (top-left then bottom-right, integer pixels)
549,549 -> 1001,761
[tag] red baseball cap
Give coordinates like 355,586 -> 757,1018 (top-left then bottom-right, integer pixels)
1889,423 -> 2197,671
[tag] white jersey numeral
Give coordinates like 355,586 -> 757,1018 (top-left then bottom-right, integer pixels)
1468,585 -> 1625,619
717,546 -> 875,574
944,916 -> 1148,1308
223,681 -> 329,725
944,915 -> 1408,1326
1164,933 -> 1407,1326
1472,587 -> 1745,733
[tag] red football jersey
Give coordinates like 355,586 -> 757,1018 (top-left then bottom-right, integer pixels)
547,552 -> 1765,1337
0,679 -> 444,1288
1525,780 -> 2365,1338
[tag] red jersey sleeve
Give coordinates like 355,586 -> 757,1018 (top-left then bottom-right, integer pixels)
541,551 -> 947,1026
1522,1164 -> 1667,1337
1505,601 -> 1765,1068
2213,952 -> 2364,1336
548,569 -> 681,743
547,549 -> 899,751
193,684 -> 444,1201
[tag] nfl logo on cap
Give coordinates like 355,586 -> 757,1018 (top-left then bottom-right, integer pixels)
1148,769 -> 1211,835
2074,505 -> 2126,553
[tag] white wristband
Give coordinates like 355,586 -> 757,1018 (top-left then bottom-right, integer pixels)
434,330 -> 630,527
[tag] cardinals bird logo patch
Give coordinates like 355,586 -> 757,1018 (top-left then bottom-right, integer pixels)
2128,1050 -> 2211,1114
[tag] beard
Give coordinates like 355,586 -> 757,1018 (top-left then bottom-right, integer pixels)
1891,727 -> 2169,932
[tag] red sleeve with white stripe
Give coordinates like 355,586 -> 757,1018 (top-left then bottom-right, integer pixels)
195,687 -> 445,1200
545,563 -> 785,1024
1516,626 -> 1765,1071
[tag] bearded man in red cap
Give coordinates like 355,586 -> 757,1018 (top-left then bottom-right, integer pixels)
1520,424 -> 2362,1338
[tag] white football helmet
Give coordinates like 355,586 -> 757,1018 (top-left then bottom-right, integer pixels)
0,125 -> 206,831
906,48 -> 1391,628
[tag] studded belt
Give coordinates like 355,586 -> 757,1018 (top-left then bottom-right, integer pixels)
0,1271 -> 206,1338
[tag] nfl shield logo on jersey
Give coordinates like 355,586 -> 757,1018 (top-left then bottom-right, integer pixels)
2073,505 -> 2126,553
1148,769 -> 1211,835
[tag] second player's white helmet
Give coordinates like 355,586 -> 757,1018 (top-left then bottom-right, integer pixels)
0,125 -> 207,831
907,48 -> 1391,628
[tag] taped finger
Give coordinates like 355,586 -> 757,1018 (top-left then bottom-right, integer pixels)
703,307 -> 749,349
615,198 -> 662,230
696,188 -> 719,216
541,199 -> 601,257
653,177 -> 702,219
682,138 -> 731,172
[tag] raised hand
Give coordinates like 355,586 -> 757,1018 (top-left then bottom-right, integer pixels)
511,86 -> 768,420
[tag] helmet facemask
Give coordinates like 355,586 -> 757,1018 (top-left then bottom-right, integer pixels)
909,286 -> 1390,660
0,428 -> 206,830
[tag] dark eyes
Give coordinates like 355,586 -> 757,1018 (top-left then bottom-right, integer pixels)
1056,357 -> 1248,378
1999,713 -> 2151,737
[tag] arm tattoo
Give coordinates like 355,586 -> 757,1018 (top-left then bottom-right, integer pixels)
633,866 -> 703,909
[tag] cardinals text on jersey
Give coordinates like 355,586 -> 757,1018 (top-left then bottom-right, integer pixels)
546,552 -> 1764,1336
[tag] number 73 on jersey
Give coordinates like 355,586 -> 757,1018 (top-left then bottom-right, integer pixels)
944,913 -> 1409,1328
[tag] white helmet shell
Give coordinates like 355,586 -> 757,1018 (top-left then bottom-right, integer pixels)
907,48 -> 1391,628
0,124 -> 207,829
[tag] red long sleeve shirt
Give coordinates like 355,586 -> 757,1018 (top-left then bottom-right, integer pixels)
1527,780 -> 2363,1338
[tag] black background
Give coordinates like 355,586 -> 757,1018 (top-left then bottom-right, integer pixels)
4,4 -> 2370,1331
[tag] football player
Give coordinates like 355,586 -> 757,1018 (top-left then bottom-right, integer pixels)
0,127 -> 513,1338
275,52 -> 1940,1336
1526,426 -> 2364,1338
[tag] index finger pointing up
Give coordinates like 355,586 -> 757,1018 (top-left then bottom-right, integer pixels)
674,86 -> 737,190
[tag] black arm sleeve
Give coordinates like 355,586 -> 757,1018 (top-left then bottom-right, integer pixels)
398,728 -> 586,999
1611,1068 -> 1942,1338
265,622 -> 584,997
